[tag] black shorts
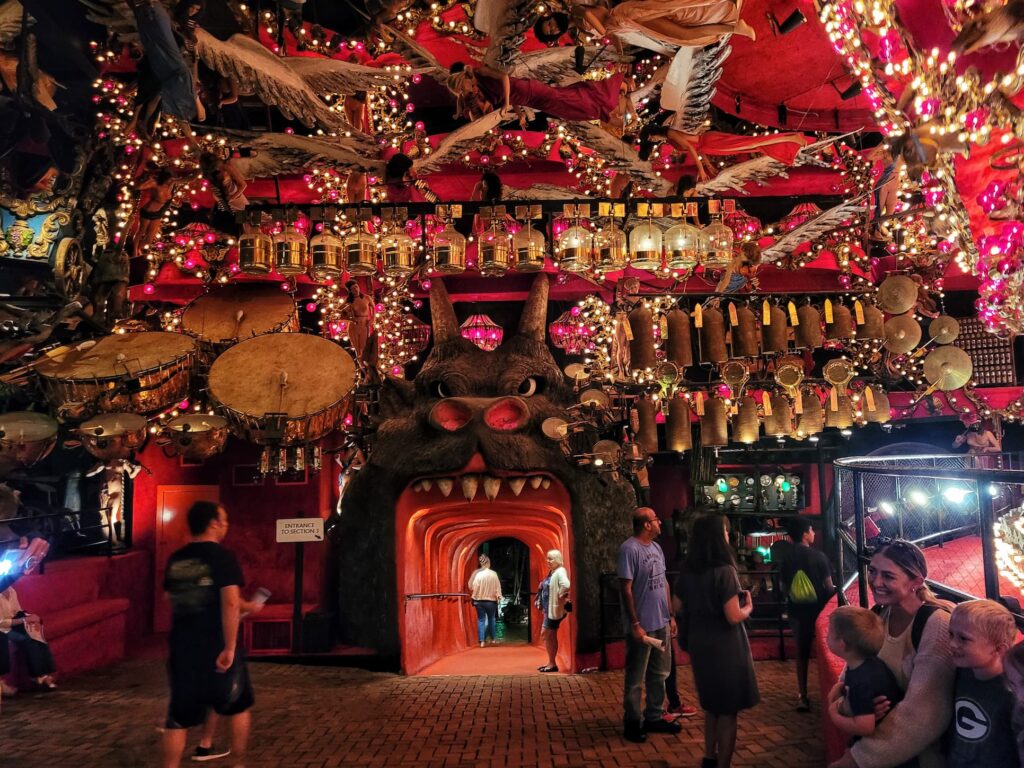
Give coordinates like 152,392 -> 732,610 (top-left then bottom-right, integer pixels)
542,616 -> 565,631
166,653 -> 254,729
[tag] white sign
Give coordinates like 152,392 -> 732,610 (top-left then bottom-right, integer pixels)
275,518 -> 325,543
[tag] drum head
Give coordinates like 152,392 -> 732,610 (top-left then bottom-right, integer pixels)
80,412 -> 147,436
208,334 -> 356,418
541,417 -> 569,440
168,414 -> 228,433
35,332 -> 194,380
181,285 -> 296,344
0,412 -> 58,442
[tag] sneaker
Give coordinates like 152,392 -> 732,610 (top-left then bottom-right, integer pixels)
643,718 -> 683,734
623,723 -> 647,743
192,745 -> 231,762
668,703 -> 698,718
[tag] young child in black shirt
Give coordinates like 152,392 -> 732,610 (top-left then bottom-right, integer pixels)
945,599 -> 1020,768
827,606 -> 915,767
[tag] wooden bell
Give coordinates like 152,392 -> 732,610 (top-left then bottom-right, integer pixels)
859,303 -> 885,341
635,398 -> 659,454
825,302 -> 855,343
763,392 -> 794,436
699,307 -> 728,364
760,304 -> 788,354
666,309 -> 693,367
666,397 -> 693,452
795,391 -> 824,436
862,385 -> 891,424
628,306 -> 656,371
824,393 -> 854,428
733,396 -> 760,444
795,304 -> 822,349
731,303 -> 760,358
700,397 -> 728,447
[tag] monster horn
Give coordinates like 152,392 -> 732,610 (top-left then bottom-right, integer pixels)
429,278 -> 460,344
518,274 -> 549,341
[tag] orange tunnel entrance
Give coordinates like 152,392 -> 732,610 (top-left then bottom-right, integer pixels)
395,483 -> 574,675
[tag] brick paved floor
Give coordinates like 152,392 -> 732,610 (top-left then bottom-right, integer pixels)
2,657 -> 822,768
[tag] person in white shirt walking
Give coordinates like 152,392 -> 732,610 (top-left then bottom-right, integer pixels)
468,555 -> 502,647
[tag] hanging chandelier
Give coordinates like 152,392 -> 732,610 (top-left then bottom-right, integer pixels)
460,314 -> 503,351
780,202 -> 822,232
548,308 -> 590,356
401,314 -> 432,356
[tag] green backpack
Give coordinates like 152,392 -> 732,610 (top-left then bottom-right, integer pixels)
789,569 -> 818,604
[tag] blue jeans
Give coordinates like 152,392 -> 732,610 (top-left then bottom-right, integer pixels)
623,626 -> 671,725
475,600 -> 498,643
131,2 -> 197,120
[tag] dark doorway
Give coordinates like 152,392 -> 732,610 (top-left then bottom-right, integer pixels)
480,538 -> 531,644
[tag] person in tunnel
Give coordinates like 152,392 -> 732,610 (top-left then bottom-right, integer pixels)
468,554 -> 502,647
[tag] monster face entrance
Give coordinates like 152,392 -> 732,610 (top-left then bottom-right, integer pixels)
395,476 -> 574,675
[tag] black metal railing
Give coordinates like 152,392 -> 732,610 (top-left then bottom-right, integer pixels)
833,453 -> 1024,623
0,507 -> 130,566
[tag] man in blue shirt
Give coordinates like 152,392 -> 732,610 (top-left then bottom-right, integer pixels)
618,507 -> 683,743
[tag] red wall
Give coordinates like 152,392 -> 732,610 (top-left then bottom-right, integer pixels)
132,438 -> 328,632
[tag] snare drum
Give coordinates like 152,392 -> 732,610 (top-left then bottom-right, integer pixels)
77,412 -> 148,461
163,414 -> 229,460
35,332 -> 195,415
180,285 -> 298,355
207,333 -> 356,446
0,411 -> 58,473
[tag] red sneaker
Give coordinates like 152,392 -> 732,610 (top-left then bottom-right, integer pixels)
668,704 -> 698,718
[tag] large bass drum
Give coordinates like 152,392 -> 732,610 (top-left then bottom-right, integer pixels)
207,334 -> 356,446
35,333 -> 195,417
180,285 -> 298,357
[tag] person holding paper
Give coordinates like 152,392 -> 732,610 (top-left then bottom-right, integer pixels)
617,507 -> 683,743
673,514 -> 759,768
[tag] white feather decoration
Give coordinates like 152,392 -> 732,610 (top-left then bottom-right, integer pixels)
760,196 -> 868,263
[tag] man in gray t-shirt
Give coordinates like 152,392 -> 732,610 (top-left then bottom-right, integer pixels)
617,508 -> 680,743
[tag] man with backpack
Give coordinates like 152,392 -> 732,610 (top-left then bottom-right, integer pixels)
779,517 -> 835,712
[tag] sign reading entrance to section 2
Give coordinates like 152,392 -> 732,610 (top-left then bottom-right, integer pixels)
276,518 -> 325,543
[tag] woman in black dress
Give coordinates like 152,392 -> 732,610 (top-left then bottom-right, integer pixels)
674,514 -> 759,768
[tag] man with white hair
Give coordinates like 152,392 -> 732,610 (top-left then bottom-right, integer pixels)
468,554 -> 502,647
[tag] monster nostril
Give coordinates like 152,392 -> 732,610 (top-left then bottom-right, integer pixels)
429,400 -> 473,432
484,397 -> 529,432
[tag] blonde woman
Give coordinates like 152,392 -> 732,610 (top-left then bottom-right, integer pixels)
535,550 -> 571,672
468,554 -> 502,647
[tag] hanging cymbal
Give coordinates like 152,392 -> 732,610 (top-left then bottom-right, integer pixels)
877,275 -> 918,315
541,417 -> 570,441
928,315 -> 960,345
592,440 -> 621,466
883,315 -> 922,354
579,388 -> 610,408
564,363 -> 589,381
923,346 -> 972,391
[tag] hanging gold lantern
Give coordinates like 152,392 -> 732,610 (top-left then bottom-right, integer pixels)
557,224 -> 593,272
629,221 -> 663,271
238,231 -> 272,275
343,228 -> 377,276
273,228 -> 308,276
432,223 -> 466,274
702,217 -> 733,270
309,229 -> 344,281
512,223 -> 546,271
382,229 -> 415,277
595,224 -> 627,271
665,219 -> 700,272
460,313 -> 503,351
479,226 -> 511,276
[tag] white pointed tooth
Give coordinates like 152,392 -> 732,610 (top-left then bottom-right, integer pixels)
412,480 -> 423,493
483,476 -> 501,501
437,478 -> 453,498
421,479 -> 433,492
529,476 -> 543,490
541,478 -> 551,489
508,478 -> 526,497
461,474 -> 479,502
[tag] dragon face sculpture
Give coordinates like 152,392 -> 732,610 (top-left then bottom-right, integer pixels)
337,275 -> 633,673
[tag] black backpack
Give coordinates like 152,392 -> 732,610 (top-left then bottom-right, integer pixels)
871,603 -> 949,650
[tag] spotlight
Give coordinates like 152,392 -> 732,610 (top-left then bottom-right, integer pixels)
988,484 -> 1001,497
879,501 -> 895,516
942,486 -> 970,504
767,8 -> 807,35
908,490 -> 929,506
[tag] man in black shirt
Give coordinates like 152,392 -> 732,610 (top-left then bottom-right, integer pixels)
779,517 -> 835,712
162,501 -> 254,768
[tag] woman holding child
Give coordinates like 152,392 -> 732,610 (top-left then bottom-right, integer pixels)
829,540 -> 955,768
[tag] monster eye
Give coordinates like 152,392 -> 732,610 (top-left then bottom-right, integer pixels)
517,377 -> 541,397
430,380 -> 453,398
